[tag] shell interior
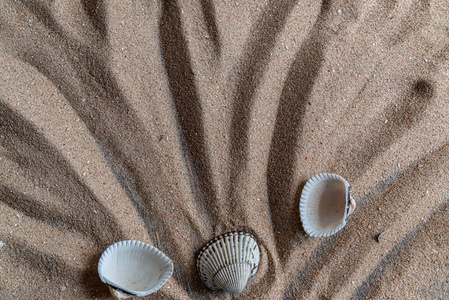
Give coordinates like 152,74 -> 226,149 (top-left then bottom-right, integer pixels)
98,240 -> 173,297
300,173 -> 351,237
197,232 -> 260,294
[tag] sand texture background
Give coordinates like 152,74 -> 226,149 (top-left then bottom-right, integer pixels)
1,0 -> 449,299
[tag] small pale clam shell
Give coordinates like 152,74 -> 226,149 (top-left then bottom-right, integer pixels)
299,173 -> 355,237
98,240 -> 173,298
197,232 -> 260,294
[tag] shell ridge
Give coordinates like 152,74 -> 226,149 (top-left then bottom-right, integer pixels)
197,232 -> 260,293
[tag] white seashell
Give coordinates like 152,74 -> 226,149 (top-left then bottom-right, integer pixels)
98,240 -> 173,299
197,232 -> 260,294
299,173 -> 356,237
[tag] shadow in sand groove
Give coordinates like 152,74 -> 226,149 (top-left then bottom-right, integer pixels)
160,0 -> 219,227
7,238 -> 110,298
267,0 -> 330,262
0,101 -> 124,247
81,0 -> 107,39
199,0 -> 221,57
229,0 -> 299,223
332,78 -> 434,182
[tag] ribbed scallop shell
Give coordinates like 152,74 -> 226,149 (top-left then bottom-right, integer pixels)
197,232 -> 260,294
300,173 -> 354,237
98,240 -> 173,298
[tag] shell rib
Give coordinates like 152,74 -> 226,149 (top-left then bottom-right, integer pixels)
299,173 -> 356,237
197,232 -> 260,294
98,240 -> 173,299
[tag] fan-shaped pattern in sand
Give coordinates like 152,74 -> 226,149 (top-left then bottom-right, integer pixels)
1,0 -> 449,299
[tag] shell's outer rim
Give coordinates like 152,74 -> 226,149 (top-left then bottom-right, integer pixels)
299,173 -> 351,238
98,240 -> 174,297
196,232 -> 260,291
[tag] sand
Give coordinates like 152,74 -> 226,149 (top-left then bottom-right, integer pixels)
1,0 -> 448,299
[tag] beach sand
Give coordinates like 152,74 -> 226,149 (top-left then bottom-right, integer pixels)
1,0 -> 449,299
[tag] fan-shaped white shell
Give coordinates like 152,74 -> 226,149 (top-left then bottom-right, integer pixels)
98,240 -> 173,298
197,232 -> 260,294
300,173 -> 354,237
